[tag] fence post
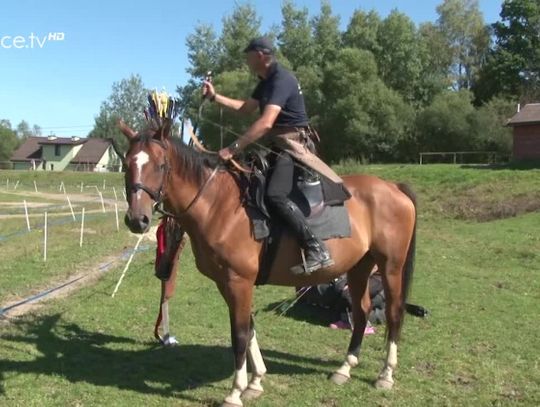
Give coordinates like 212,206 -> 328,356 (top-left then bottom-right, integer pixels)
115,203 -> 120,232
66,195 -> 76,221
23,200 -> 31,231
43,212 -> 48,261
99,192 -> 105,213
79,208 -> 85,247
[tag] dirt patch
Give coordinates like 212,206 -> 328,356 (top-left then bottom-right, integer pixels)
415,361 -> 436,377
0,254 -> 122,319
69,227 -> 97,234
469,341 -> 496,356
449,373 -> 477,387
0,202 -> 52,208
3,190 -> 111,203
441,190 -> 540,222
0,208 -> 115,219
0,228 -> 158,319
499,386 -> 524,402
318,397 -> 339,407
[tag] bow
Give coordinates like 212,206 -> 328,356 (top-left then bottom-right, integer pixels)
190,71 -> 213,146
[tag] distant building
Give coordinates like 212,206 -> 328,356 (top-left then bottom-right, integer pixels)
507,103 -> 540,161
11,136 -> 122,171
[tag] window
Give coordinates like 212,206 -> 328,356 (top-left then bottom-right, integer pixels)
55,144 -> 61,156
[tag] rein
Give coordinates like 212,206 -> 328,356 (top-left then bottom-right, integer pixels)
186,125 -> 252,174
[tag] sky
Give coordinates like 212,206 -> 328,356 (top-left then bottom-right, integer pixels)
1,0 -> 503,137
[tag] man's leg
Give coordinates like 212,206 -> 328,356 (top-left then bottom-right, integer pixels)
265,152 -> 334,275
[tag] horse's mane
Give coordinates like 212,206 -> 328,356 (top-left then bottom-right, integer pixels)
135,124 -> 220,186
168,137 -> 220,185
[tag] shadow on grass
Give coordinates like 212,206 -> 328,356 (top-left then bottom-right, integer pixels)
262,300 -> 337,328
0,313 -> 338,402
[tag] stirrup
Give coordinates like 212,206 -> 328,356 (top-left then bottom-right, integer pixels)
290,248 -> 334,276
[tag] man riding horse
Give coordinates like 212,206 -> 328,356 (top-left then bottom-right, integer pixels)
204,36 -> 343,275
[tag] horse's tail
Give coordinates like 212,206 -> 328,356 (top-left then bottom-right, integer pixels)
396,183 -> 417,314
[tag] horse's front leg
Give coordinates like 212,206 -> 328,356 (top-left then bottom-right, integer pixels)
219,276 -> 254,407
242,315 -> 267,400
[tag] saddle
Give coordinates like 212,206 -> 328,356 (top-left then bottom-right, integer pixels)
244,149 -> 326,223
242,150 -> 351,285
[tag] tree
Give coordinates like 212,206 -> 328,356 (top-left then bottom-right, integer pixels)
470,97 -> 515,156
342,9 -> 381,53
16,120 -> 33,139
186,24 -> 220,79
312,0 -> 341,67
375,10 -> 423,104
32,124 -> 42,137
0,122 -> 20,162
417,22 -> 453,104
89,74 -> 148,153
475,0 -> 540,103
319,48 -> 414,162
296,64 -> 324,127
416,90 -> 478,152
278,0 -> 315,70
436,0 -> 491,90
219,4 -> 261,72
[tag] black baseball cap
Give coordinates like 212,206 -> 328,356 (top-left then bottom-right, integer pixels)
243,37 -> 274,54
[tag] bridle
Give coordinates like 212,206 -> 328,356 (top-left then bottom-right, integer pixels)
127,136 -> 219,219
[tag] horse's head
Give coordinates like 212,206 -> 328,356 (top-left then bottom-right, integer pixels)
120,120 -> 172,234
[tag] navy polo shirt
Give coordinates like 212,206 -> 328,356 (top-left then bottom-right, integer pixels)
251,62 -> 309,128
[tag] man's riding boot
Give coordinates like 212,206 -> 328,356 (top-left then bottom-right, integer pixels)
272,199 -> 334,275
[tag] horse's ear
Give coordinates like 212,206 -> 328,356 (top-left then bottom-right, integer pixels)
117,119 -> 137,140
157,119 -> 173,141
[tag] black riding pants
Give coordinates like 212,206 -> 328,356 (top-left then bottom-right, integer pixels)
265,151 -> 295,208
265,151 -> 318,245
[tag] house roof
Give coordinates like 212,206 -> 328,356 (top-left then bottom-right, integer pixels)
507,103 -> 540,126
70,138 -> 112,164
10,136 -> 43,162
38,136 -> 85,145
11,136 -> 115,165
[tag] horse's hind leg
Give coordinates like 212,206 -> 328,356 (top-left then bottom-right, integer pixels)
154,232 -> 186,345
331,255 -> 375,385
375,257 -> 406,390
242,315 -> 267,400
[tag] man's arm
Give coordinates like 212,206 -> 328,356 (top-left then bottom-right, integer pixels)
234,105 -> 281,149
218,104 -> 281,160
203,80 -> 258,115
214,94 -> 259,115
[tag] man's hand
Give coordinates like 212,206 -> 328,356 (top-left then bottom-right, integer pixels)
218,147 -> 233,161
202,80 -> 216,100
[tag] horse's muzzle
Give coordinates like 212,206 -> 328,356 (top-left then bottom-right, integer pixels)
125,210 -> 151,234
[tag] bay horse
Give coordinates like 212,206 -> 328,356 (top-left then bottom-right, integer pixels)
120,120 -> 417,407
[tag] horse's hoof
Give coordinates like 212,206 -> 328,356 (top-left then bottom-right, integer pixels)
375,378 -> 394,390
330,372 -> 350,385
242,388 -> 263,400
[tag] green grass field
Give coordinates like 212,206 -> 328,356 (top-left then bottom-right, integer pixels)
0,166 -> 539,406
